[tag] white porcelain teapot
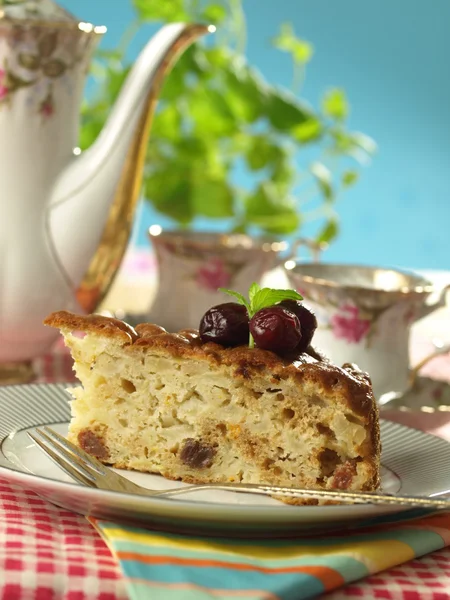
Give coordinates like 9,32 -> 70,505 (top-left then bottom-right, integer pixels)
0,0 -> 210,382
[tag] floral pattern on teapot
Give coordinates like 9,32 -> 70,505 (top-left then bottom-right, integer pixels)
0,18 -> 212,376
0,27 -> 95,118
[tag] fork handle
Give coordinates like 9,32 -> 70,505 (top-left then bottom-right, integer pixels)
153,482 -> 450,509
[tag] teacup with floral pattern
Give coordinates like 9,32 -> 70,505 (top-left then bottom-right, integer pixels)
285,262 -> 449,401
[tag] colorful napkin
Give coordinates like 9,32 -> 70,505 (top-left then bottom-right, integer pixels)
90,509 -> 450,600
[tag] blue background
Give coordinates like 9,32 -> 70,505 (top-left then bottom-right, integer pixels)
61,0 -> 450,270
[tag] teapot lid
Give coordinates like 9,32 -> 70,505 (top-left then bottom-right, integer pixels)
0,0 -> 98,26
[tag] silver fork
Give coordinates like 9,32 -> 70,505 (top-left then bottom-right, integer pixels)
28,426 -> 450,509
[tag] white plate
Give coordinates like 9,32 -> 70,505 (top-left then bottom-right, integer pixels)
0,383 -> 449,537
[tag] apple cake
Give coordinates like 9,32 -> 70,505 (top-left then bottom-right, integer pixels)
44,310 -> 380,503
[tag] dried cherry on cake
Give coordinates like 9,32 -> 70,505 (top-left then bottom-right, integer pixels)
199,303 -> 249,346
250,306 -> 301,354
279,300 -> 317,351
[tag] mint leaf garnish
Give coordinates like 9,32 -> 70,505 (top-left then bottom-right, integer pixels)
219,288 -> 251,312
248,282 -> 260,305
219,282 -> 303,347
252,288 -> 303,314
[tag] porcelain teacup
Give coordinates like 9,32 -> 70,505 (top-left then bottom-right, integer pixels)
284,262 -> 449,401
147,230 -> 290,331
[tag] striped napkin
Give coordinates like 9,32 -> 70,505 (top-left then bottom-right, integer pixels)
90,509 -> 450,600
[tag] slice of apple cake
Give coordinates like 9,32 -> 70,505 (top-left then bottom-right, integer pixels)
44,309 -> 380,504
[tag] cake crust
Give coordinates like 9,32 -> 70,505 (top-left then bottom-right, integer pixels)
45,311 -> 377,419
44,310 -> 381,500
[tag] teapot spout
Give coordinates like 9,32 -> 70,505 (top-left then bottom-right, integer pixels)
47,23 -> 212,313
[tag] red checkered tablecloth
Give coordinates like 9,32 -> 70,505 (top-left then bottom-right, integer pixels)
326,551 -> 450,599
1,343 -> 450,599
0,480 -> 127,600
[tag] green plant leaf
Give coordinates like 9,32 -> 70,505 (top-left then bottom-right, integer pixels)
203,47 -> 231,69
79,0 -> 374,241
159,45 -> 209,103
348,131 -> 377,154
292,40 -> 313,63
191,177 -> 234,218
292,119 -> 323,143
104,65 -> 131,103
248,282 -> 261,305
201,4 -> 227,23
310,162 -> 334,201
252,288 -> 303,314
223,62 -> 269,123
90,59 -> 108,80
245,135 -> 284,171
245,183 -> 300,235
322,88 -> 349,121
183,45 -> 210,76
152,104 -> 182,141
175,136 -> 227,179
272,22 -> 293,51
133,0 -> 188,21
248,212 -> 300,235
144,167 -> 193,224
79,112 -> 105,149
272,23 -> 313,64
266,90 -> 314,131
221,283 -> 302,320
96,49 -> 124,61
244,182 -> 279,216
342,170 -> 359,187
159,62 -> 186,102
329,129 -> 377,162
219,288 -> 250,311
188,87 -> 237,136
272,159 -> 295,192
317,219 -> 339,244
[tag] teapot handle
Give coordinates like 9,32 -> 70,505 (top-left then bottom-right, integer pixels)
419,283 -> 450,319
407,283 -> 450,386
282,237 -> 327,266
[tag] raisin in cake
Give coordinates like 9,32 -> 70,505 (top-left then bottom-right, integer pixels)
44,311 -> 380,503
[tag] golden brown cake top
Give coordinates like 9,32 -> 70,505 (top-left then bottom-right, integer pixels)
44,310 -> 375,418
